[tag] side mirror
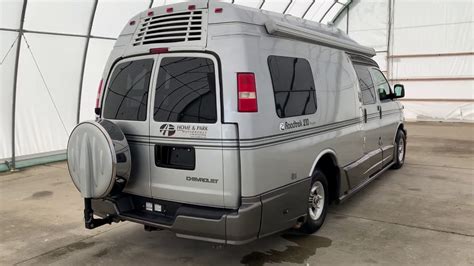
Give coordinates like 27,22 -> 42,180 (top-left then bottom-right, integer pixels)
393,84 -> 405,98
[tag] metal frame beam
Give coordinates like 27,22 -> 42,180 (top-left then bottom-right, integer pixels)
399,98 -> 474,102
0,28 -> 116,41
76,0 -> 100,124
331,0 -> 352,23
319,1 -> 341,23
302,0 -> 315,19
283,0 -> 293,14
10,0 -> 28,171
386,0 -> 394,79
390,77 -> 474,82
389,52 -> 474,59
346,3 -> 349,34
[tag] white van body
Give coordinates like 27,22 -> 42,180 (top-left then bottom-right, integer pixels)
67,1 -> 406,244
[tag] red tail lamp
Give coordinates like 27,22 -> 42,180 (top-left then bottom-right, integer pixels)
237,73 -> 258,112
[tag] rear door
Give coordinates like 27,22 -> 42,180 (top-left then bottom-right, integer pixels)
101,55 -> 156,197
149,53 -> 228,208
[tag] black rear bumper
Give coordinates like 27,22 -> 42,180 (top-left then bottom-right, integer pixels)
90,177 -> 311,244
92,193 -> 261,245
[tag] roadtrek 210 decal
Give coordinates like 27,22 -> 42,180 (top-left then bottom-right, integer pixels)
279,118 -> 314,131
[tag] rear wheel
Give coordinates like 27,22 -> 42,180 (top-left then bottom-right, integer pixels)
391,130 -> 406,169
300,169 -> 329,234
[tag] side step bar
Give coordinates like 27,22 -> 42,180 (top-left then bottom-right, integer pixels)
338,161 -> 394,203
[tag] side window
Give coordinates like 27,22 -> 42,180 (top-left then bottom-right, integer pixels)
370,68 -> 392,101
268,56 -> 317,118
154,57 -> 217,123
353,64 -> 376,105
103,59 -> 154,121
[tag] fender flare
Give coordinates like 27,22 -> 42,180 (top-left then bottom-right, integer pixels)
392,122 -> 406,144
308,148 -> 339,177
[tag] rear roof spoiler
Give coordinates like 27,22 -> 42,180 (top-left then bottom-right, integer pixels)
265,19 -> 376,58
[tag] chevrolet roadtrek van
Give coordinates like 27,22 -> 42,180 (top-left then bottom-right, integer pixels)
67,1 -> 407,244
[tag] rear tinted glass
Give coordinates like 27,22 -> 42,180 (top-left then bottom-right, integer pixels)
353,64 -> 376,105
268,56 -> 317,118
103,59 -> 153,121
154,57 -> 217,123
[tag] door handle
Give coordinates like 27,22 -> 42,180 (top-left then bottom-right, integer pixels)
378,105 -> 382,119
363,108 -> 367,123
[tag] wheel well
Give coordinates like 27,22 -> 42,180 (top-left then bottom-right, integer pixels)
314,154 -> 340,203
398,123 -> 406,135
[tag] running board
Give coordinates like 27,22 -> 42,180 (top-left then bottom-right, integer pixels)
338,161 -> 394,203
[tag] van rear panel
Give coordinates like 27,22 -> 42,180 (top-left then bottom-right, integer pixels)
101,52 -> 240,209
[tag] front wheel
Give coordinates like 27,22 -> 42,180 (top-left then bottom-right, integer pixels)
391,130 -> 406,169
300,169 -> 329,234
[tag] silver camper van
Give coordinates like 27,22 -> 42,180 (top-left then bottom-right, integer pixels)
67,1 -> 407,244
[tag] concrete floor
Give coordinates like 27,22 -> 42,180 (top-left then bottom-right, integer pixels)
1,122 -> 473,265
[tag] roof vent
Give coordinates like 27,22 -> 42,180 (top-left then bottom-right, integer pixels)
133,10 -> 205,46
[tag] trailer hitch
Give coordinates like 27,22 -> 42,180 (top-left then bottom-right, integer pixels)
84,198 -> 113,229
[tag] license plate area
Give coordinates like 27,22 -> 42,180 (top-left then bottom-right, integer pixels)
154,144 -> 195,170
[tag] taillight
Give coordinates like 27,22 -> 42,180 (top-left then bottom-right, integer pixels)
95,79 -> 103,108
237,73 -> 258,112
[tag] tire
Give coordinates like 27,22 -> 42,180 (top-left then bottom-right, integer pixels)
391,129 -> 406,169
300,169 -> 329,234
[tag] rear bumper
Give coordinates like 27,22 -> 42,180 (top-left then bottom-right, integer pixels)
91,177 -> 311,244
92,194 -> 262,245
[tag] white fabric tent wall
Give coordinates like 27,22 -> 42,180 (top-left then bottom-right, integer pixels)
334,0 -> 474,122
2,0 -> 471,170
0,0 -> 350,170
0,0 -> 153,169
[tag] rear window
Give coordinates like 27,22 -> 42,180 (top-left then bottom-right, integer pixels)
268,56 -> 317,118
103,59 -> 153,121
154,57 -> 217,123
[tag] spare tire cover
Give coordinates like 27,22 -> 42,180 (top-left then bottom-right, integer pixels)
67,119 -> 131,198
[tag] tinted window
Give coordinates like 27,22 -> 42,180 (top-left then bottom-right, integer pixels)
154,57 -> 217,123
370,68 -> 392,101
353,64 -> 376,105
103,59 -> 153,121
268,56 -> 317,118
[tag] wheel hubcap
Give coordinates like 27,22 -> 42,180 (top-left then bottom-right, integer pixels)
398,138 -> 405,162
308,181 -> 325,220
